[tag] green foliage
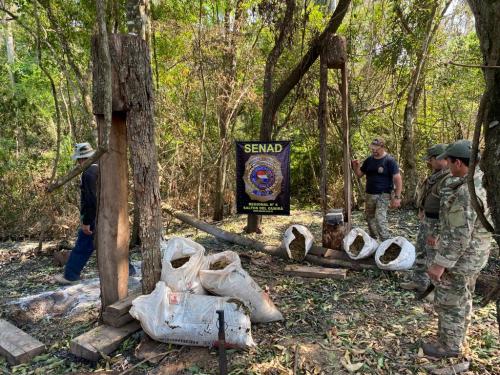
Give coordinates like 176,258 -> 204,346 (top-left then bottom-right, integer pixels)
0,0 -> 487,236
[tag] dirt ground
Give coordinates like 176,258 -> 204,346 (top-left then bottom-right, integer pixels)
0,209 -> 498,374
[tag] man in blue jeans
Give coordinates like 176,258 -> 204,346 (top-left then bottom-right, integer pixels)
54,142 -> 135,284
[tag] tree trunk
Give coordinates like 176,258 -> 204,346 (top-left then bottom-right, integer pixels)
123,36 -> 162,294
213,1 -> 243,222
318,54 -> 329,214
1,11 -> 15,88
467,0 -> 500,242
401,0 -> 452,207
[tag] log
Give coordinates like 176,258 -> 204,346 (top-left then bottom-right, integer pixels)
0,319 -> 45,365
70,322 -> 140,361
284,265 -> 347,279
163,206 -> 378,270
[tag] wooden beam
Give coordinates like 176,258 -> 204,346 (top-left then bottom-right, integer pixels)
70,322 -> 140,361
96,113 -> 130,309
105,291 -> 141,316
341,62 -> 352,230
0,320 -> 45,365
284,265 -> 347,279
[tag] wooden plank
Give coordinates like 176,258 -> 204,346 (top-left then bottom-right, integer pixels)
284,265 -> 347,279
105,291 -> 141,316
96,114 -> 130,308
70,322 -> 140,361
102,311 -> 134,328
0,319 -> 45,365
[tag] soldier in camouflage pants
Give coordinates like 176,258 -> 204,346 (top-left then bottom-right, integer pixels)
401,144 -> 449,292
423,140 -> 492,358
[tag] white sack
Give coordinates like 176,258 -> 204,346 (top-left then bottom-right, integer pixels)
129,282 -> 255,348
200,251 -> 283,323
160,237 -> 207,294
343,227 -> 378,260
282,225 -> 314,261
375,236 -> 416,271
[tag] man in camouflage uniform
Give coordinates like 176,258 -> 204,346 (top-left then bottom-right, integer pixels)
352,138 -> 402,241
423,140 -> 492,358
401,144 -> 449,292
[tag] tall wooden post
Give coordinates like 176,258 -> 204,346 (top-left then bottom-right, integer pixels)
321,33 -> 351,249
341,62 -> 351,231
96,114 -> 130,308
318,52 -> 329,215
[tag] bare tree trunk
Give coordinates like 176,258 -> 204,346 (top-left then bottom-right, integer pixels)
318,54 -> 329,214
122,36 -> 162,294
401,0 -> 452,207
126,0 -> 151,43
213,1 -> 243,221
1,10 -> 15,88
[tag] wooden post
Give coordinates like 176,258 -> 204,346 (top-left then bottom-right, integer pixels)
341,62 -> 351,231
318,52 -> 329,215
96,113 -> 129,308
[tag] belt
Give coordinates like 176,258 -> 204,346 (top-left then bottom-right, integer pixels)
424,212 -> 439,219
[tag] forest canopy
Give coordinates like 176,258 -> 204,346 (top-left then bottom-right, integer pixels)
0,0 -> 484,239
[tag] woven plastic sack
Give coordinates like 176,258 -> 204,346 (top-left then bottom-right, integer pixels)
375,236 -> 416,271
343,227 -> 378,260
130,282 -> 255,348
200,251 -> 283,323
282,225 -> 314,261
160,237 -> 207,294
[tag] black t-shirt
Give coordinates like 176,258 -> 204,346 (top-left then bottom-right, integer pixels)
360,155 -> 399,194
80,164 -> 98,225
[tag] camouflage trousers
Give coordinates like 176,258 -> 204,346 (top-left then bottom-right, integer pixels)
434,272 -> 478,351
411,216 -> 439,288
365,193 -> 391,241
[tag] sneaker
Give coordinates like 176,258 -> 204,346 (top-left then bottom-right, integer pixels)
400,281 -> 427,292
54,274 -> 78,285
422,341 -> 460,358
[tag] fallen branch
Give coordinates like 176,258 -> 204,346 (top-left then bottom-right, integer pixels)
446,60 -> 500,69
162,205 -> 378,270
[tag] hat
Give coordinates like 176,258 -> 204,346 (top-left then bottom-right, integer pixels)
72,142 -> 95,160
436,140 -> 472,160
424,143 -> 448,161
370,137 -> 385,147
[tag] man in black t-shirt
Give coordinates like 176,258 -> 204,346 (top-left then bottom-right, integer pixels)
351,138 -> 402,240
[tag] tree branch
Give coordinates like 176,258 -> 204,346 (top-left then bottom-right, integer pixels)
446,60 -> 500,69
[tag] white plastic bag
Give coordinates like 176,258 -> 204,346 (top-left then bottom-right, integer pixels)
129,282 -> 255,348
282,225 -> 314,261
160,237 -> 207,294
343,228 -> 378,260
200,251 -> 283,323
375,236 -> 416,271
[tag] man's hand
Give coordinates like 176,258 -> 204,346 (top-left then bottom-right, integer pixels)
81,224 -> 93,235
426,235 -> 438,247
427,263 -> 445,282
390,198 -> 401,208
351,159 -> 360,169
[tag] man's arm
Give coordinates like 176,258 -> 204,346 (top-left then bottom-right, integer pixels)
351,159 -> 364,178
391,173 -> 402,208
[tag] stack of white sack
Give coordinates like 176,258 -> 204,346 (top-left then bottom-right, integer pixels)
129,281 -> 255,348
199,251 -> 283,323
160,237 -> 207,295
343,227 -> 378,260
375,236 -> 416,271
